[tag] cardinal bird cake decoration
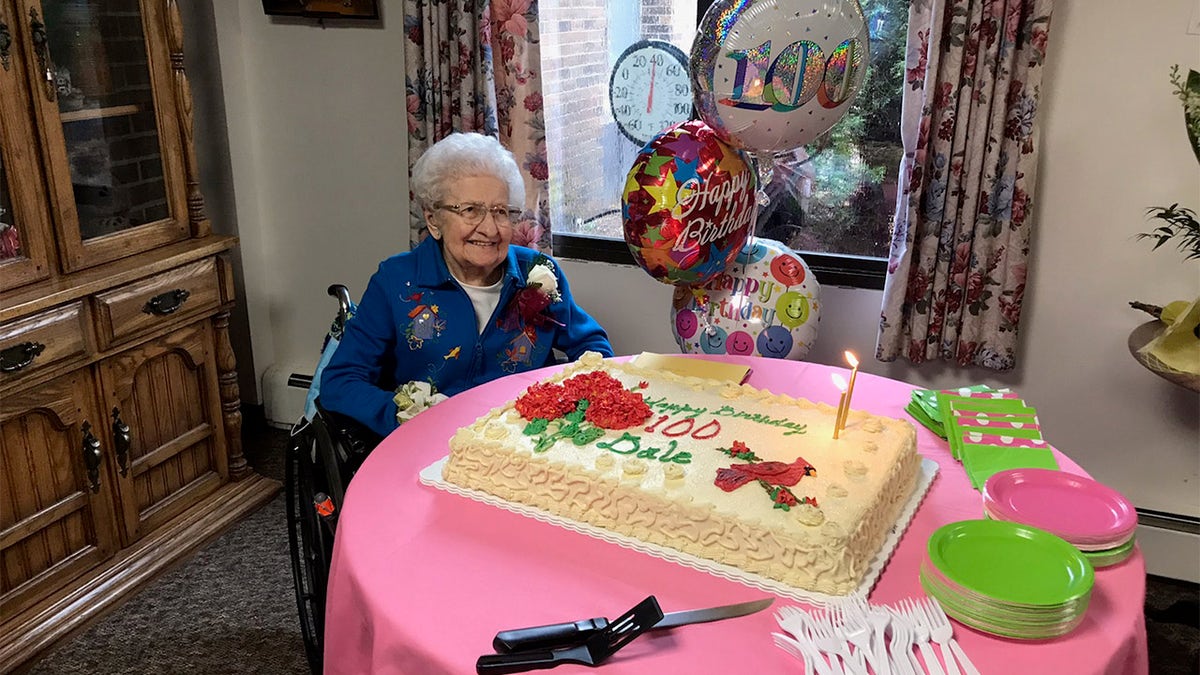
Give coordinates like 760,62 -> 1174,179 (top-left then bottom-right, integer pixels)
713,441 -> 819,519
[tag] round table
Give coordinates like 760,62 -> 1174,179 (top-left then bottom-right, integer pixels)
322,356 -> 1149,674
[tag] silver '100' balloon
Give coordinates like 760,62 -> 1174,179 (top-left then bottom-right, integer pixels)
690,0 -> 870,156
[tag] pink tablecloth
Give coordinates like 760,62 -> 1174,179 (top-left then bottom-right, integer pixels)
323,356 -> 1148,675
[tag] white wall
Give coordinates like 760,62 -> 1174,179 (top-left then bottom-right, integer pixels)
197,1 -> 411,405
184,0 -> 1199,562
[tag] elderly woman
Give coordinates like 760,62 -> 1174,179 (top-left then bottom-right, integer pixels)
319,133 -> 613,438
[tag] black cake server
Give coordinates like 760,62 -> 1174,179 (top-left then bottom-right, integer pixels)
492,597 -> 773,653
476,595 -> 663,673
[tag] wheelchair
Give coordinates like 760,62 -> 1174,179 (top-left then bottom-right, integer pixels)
285,285 -> 382,675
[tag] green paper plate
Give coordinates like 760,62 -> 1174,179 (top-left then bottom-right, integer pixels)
1082,537 -> 1137,568
920,572 -> 1088,640
927,519 -> 1094,606
920,564 -> 1085,623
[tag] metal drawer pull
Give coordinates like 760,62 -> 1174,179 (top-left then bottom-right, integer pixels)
112,407 -> 131,477
82,422 -> 102,493
143,288 -> 191,315
0,341 -> 46,372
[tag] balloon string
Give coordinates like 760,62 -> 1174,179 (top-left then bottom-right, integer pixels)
755,153 -> 775,207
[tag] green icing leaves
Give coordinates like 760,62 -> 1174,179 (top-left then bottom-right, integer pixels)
523,418 -> 550,435
572,426 -> 604,446
525,400 -> 602,454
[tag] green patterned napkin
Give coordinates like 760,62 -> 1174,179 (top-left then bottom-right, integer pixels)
907,384 -> 1003,437
946,409 -> 1042,461
962,444 -> 1059,489
908,386 -> 1067,490
905,399 -> 947,438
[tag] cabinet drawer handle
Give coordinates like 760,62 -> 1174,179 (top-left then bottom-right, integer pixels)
143,288 -> 191,315
82,422 -> 103,493
0,17 -> 11,71
112,407 -> 131,477
28,8 -> 55,101
0,341 -> 46,372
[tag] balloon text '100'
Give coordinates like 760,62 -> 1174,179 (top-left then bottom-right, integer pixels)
719,38 -> 864,111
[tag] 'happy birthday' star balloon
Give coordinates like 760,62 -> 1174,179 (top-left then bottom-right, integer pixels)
622,120 -> 757,286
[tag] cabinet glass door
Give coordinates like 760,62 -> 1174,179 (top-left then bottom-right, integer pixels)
0,0 -> 53,292
0,155 -> 17,260
23,0 -> 188,272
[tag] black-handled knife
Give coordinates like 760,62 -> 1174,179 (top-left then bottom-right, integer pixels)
478,596 -> 664,674
492,597 -> 773,653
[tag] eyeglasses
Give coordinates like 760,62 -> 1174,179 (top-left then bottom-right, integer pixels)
435,202 -> 522,227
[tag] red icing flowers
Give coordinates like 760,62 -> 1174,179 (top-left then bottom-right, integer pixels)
513,382 -> 576,419
514,371 -> 651,430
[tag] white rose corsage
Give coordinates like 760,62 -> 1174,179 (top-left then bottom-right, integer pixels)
393,380 -> 449,425
525,258 -> 561,303
499,255 -> 565,331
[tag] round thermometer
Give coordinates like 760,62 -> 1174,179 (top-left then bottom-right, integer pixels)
609,39 -> 693,146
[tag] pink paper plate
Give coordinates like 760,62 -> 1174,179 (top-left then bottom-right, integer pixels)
983,468 -> 1136,545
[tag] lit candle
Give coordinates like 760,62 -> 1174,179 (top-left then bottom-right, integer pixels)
840,351 -> 860,432
831,373 -> 848,439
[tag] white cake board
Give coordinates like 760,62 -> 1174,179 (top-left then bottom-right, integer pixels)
419,456 -> 938,606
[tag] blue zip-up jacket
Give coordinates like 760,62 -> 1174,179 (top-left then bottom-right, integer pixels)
319,237 -> 613,438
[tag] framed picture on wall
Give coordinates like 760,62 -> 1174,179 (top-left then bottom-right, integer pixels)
261,0 -> 381,20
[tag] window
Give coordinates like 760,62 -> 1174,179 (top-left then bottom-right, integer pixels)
540,0 -> 908,289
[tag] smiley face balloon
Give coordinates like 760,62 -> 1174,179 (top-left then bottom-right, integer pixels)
776,291 -> 811,329
670,237 -> 820,360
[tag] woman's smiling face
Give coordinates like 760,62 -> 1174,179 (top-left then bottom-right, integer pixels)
425,175 -> 513,286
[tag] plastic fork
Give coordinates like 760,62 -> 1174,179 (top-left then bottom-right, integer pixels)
885,605 -> 920,675
839,603 -> 884,675
776,606 -> 811,642
911,599 -> 959,675
845,599 -> 892,675
901,598 -> 946,675
773,631 -> 834,675
778,607 -> 843,675
922,598 -> 979,675
809,609 -> 864,675
865,601 -> 894,675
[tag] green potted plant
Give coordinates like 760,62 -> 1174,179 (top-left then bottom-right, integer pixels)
1136,65 -> 1200,261
1128,66 -> 1200,391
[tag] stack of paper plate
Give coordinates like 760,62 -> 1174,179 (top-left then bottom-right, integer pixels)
921,519 -> 1095,639
983,468 -> 1138,567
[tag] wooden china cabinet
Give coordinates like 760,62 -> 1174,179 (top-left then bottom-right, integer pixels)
0,1 -> 278,670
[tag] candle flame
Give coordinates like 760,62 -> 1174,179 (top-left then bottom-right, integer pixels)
831,373 -> 848,391
844,351 -> 859,368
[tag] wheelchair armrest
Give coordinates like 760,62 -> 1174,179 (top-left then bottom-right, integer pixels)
312,398 -> 383,468
328,284 -> 354,335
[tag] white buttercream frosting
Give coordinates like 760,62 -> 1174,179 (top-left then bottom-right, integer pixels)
444,353 -> 921,596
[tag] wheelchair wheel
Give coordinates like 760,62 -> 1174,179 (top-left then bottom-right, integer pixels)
285,422 -> 334,675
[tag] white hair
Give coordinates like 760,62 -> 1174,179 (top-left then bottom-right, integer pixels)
410,133 -> 526,210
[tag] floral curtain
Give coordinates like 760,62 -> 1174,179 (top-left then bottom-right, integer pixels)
876,0 -> 1054,370
404,0 -> 552,252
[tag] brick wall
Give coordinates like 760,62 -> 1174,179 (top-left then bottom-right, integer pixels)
542,0 -> 696,237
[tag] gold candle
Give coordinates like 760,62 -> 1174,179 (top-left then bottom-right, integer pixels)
840,351 -> 860,432
831,373 -> 848,439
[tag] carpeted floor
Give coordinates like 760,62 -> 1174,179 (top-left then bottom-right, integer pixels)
28,426 -> 308,675
25,427 -> 1200,674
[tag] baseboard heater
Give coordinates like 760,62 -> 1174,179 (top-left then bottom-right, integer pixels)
1137,508 -> 1200,534
288,373 -> 314,390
